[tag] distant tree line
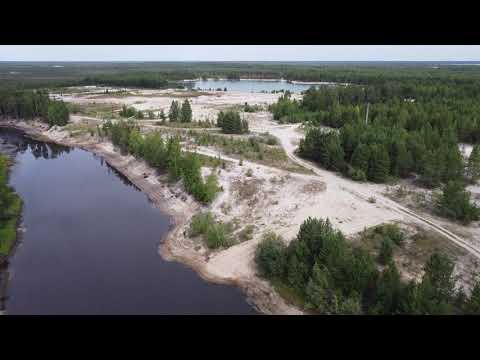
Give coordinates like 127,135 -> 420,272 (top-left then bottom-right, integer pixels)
100,120 -> 219,203
80,72 -> 175,89
255,217 -> 480,314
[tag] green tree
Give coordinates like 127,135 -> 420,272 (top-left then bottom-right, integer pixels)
47,100 -> 69,126
168,100 -> 180,122
437,181 -> 480,223
423,253 -> 456,304
369,145 -> 390,183
378,237 -> 394,265
180,99 -> 192,123
464,281 -> 480,314
351,143 -> 370,175
255,232 -> 286,278
166,136 -> 182,180
467,144 -> 480,183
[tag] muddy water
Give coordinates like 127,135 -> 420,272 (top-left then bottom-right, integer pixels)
0,128 -> 256,314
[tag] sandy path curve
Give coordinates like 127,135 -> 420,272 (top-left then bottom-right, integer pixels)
265,123 -> 480,260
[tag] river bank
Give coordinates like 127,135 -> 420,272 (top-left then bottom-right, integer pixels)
0,151 -> 24,315
0,119 -> 301,315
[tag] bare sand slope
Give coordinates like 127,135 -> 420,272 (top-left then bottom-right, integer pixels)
258,119 -> 480,260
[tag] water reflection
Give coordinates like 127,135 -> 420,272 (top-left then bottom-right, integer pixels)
0,127 -> 256,315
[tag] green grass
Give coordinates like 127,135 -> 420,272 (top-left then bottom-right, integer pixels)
184,152 -> 230,169
189,131 -> 310,173
0,195 -> 22,256
155,120 -> 215,129
270,278 -> 306,309
188,212 -> 235,249
237,224 -> 255,242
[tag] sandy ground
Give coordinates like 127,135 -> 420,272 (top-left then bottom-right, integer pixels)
52,86 -> 301,122
5,86 -> 480,314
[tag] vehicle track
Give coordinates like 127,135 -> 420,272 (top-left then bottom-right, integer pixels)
267,123 -> 480,260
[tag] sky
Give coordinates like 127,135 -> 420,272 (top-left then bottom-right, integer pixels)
0,45 -> 479,62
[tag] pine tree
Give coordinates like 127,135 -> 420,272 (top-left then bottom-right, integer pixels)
437,181 -> 480,223
464,281 -> 480,314
442,145 -> 464,183
168,100 -> 179,122
159,109 -> 166,122
180,99 -> 192,123
369,145 -> 390,183
351,143 -> 370,174
378,237 -> 394,265
467,144 -> 480,183
166,136 -> 182,180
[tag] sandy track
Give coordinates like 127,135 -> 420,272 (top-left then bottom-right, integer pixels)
265,122 -> 480,260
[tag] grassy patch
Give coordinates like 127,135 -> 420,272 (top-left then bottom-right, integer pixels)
0,219 -> 17,255
64,122 -> 97,137
270,278 -> 306,309
189,131 -> 310,173
156,120 -> 215,129
188,212 -> 235,249
0,189 -> 22,256
237,224 -> 256,242
67,101 -> 122,119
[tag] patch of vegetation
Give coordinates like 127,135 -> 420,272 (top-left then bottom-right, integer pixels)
189,130 -> 307,173
188,212 -> 235,249
217,111 -> 249,134
119,105 -> 137,118
237,224 -> 255,242
157,119 -> 214,129
255,217 -> 480,314
436,181 -> 480,224
68,101 -> 121,119
0,155 -> 23,256
243,102 -> 262,113
0,89 -> 69,127
101,120 -> 221,204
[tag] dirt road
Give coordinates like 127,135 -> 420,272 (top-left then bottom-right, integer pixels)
263,122 -> 480,259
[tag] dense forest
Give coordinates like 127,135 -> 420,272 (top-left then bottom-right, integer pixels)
0,89 -> 69,126
80,72 -> 179,89
100,120 -> 220,204
268,80 -> 480,222
255,217 -> 480,314
4,62 -> 480,89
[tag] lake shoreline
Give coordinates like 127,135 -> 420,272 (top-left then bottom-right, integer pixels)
0,119 -> 299,315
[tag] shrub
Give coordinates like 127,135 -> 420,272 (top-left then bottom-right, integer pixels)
47,100 -> 69,126
206,222 -> 233,249
255,232 -> 286,278
189,212 -> 215,237
238,224 -> 255,242
437,181 -> 480,224
217,110 -> 249,134
378,237 -> 394,265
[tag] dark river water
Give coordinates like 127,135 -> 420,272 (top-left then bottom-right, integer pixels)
0,128 -> 256,314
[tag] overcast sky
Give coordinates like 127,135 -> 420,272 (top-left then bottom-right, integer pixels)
0,45 -> 479,62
